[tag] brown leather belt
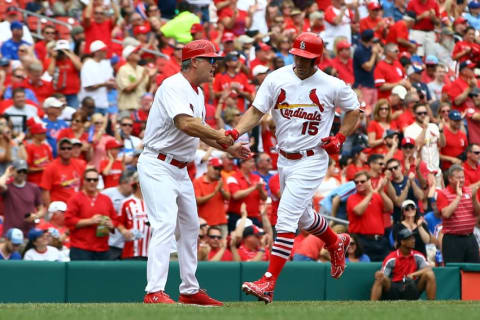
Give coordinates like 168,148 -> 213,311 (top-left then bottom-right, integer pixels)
279,149 -> 315,160
157,153 -> 188,169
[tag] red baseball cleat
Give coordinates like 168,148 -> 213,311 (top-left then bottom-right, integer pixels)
178,289 -> 223,307
144,291 -> 175,304
327,233 -> 351,279
241,273 -> 276,304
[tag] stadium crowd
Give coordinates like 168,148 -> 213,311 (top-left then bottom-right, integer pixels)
0,0 -> 479,283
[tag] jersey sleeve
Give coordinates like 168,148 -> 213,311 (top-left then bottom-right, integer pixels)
335,81 -> 360,112
382,257 -> 395,277
158,80 -> 194,120
435,189 -> 449,213
251,73 -> 275,114
227,175 -> 241,194
64,195 -> 80,230
374,63 -> 386,88
39,163 -> 53,191
324,6 -> 337,25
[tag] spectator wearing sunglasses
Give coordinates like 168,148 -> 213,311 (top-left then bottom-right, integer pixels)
205,226 -> 234,261
385,158 -> 424,224
463,144 -> 480,187
392,200 -> 433,258
0,160 -> 45,236
65,168 -> 118,260
347,171 -> 393,261
40,138 -> 86,206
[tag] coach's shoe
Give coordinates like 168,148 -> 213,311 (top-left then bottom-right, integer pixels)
179,289 -> 223,307
242,273 -> 276,304
327,233 -> 351,279
144,291 -> 175,304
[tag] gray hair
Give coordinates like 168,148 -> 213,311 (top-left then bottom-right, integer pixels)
448,164 -> 464,178
181,59 -> 192,71
385,43 -> 398,53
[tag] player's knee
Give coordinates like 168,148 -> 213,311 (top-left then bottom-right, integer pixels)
424,269 -> 436,281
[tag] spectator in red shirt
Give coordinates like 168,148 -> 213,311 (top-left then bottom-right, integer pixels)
213,52 -> 254,113
226,155 -> 268,232
436,164 -> 480,263
47,40 -> 82,108
370,228 -> 436,301
26,62 -> 53,106
83,0 -> 120,57
440,110 -> 468,171
40,137 -> 86,206
268,173 -> 280,227
466,88 -> 480,144
131,93 -> 152,138
193,158 -> 231,237
367,99 -> 394,154
205,226 -> 235,261
26,123 -> 53,186
329,40 -> 354,85
464,144 -> 480,187
451,27 -> 480,64
385,13 -> 417,53
250,43 -> 274,72
444,60 -> 480,113
347,171 -> 393,261
360,2 -> 388,41
374,43 -> 409,100
34,25 -> 57,62
406,0 -> 440,57
65,168 -> 118,260
345,146 -> 369,181
237,225 -> 269,262
392,91 -> 419,132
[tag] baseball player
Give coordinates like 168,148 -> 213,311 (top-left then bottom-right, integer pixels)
138,39 -> 249,306
224,32 -> 361,303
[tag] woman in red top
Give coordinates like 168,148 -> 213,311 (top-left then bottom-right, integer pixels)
452,27 -> 480,64
367,99 -> 395,155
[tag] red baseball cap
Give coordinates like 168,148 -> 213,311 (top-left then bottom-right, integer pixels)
30,123 -> 47,135
222,32 -> 235,42
182,40 -> 220,61
190,23 -> 204,34
259,43 -> 272,51
133,25 -> 151,35
208,158 -> 223,167
454,16 -> 467,25
367,2 -> 382,10
401,137 -> 415,146
336,40 -> 351,50
105,140 -> 123,150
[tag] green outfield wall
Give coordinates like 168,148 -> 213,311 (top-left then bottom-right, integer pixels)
0,261 -> 461,303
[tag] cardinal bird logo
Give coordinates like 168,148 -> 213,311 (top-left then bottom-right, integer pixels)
274,88 -> 287,109
309,89 -> 324,112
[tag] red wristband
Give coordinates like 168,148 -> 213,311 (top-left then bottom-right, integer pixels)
337,132 -> 346,144
225,128 -> 240,141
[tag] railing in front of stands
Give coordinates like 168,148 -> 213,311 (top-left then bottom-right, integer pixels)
16,8 -> 167,58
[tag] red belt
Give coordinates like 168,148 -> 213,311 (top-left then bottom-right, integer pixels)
157,153 -> 188,169
279,149 -> 314,160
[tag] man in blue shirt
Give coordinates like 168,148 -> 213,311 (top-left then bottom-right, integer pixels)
253,153 -> 273,194
42,97 -> 69,157
1,21 -> 31,60
0,228 -> 23,260
353,29 -> 382,108
465,1 -> 480,30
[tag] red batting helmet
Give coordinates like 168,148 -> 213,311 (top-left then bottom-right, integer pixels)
182,40 -> 220,61
289,32 -> 324,59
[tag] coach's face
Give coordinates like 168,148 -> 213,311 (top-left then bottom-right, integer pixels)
194,57 -> 217,84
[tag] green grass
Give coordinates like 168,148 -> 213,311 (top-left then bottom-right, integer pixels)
1,301 -> 479,320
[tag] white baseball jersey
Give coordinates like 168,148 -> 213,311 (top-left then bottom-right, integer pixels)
253,65 -> 359,153
143,72 -> 206,162
120,195 -> 151,258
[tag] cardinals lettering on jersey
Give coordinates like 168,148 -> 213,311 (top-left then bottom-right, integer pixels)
274,88 -> 323,122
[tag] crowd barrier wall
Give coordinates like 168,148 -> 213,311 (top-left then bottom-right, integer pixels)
0,261 -> 463,303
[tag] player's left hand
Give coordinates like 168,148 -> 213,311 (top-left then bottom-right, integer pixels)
227,142 -> 251,159
321,133 -> 346,155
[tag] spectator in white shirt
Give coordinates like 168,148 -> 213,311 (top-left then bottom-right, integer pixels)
23,228 -> 62,261
78,40 -> 115,115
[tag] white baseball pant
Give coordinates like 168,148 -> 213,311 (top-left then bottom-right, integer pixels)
275,149 -> 329,233
138,151 -> 200,295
